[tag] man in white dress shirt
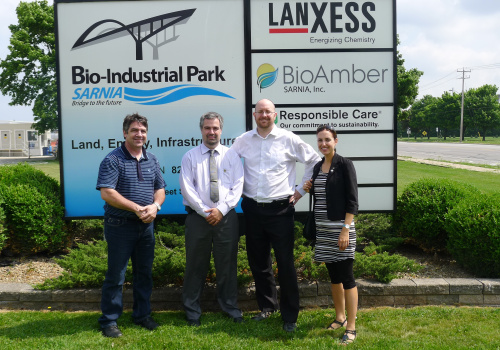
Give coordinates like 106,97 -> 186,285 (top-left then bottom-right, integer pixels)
231,99 -> 320,332
179,112 -> 244,326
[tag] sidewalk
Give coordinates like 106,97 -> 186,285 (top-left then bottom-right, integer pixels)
0,155 -> 56,165
398,156 -> 500,173
1,278 -> 499,311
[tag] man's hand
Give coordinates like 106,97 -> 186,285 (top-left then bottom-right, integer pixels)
205,208 -> 223,226
137,204 -> 158,223
290,190 -> 303,206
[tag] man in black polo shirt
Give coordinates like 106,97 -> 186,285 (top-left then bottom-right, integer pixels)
96,113 -> 165,338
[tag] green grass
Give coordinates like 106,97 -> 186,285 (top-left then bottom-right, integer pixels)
1,307 -> 499,349
398,136 -> 500,145
26,160 -> 60,182
397,160 -> 500,197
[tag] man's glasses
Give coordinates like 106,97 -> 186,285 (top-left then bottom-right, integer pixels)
255,110 -> 276,115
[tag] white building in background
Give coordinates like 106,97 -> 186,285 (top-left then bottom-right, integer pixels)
0,121 -> 54,157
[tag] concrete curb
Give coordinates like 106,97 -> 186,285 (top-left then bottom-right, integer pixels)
1,278 -> 499,311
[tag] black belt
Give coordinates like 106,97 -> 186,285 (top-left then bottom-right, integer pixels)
245,197 -> 290,208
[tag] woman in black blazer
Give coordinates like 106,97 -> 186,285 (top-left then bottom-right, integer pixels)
303,125 -> 359,345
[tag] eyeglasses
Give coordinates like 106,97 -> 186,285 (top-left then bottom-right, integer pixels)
255,110 -> 276,115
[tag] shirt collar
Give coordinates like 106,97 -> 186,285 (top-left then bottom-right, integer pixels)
252,125 -> 280,139
120,143 -> 148,161
201,143 -> 222,155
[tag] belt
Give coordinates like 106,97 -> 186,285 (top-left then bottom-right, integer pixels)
245,197 -> 290,208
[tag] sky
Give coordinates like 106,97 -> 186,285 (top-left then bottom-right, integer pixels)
1,0 -> 500,122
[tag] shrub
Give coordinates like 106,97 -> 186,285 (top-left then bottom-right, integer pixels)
0,163 -> 69,255
0,197 -> 6,252
445,193 -> 500,277
0,163 -> 60,202
0,183 -> 66,254
68,219 -> 104,243
354,251 -> 423,283
38,217 -> 424,289
394,178 -> 479,252
356,213 -> 404,252
36,240 -> 113,289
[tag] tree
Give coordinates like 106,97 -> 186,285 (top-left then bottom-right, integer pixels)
0,0 -> 56,134
408,95 -> 437,139
429,92 -> 461,140
396,36 -> 423,121
464,84 -> 500,141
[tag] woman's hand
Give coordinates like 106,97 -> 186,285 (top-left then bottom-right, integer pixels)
303,179 -> 313,193
338,229 -> 349,251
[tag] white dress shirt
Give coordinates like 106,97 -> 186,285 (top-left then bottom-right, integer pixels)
180,143 -> 244,217
231,126 -> 320,202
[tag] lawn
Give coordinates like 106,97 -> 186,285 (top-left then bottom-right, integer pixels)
397,160 -> 500,197
1,307 -> 499,349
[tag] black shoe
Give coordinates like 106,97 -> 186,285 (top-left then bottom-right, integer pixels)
233,316 -> 245,323
251,310 -> 275,321
187,318 -> 201,327
134,317 -> 159,330
102,325 -> 123,338
283,322 -> 297,332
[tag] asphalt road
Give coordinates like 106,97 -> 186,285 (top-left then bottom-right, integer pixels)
397,142 -> 500,166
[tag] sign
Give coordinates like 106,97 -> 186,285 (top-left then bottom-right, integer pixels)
56,0 -> 246,217
250,0 -> 396,212
55,0 -> 396,218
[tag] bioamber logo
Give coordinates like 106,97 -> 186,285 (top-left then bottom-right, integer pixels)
256,64 -> 278,91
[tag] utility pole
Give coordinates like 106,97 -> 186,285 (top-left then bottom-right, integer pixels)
458,68 -> 471,142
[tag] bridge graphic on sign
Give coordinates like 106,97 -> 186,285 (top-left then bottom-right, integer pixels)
72,9 -> 196,60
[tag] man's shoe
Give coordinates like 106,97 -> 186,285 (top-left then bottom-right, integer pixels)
102,325 -> 123,338
135,317 -> 159,330
233,316 -> 245,323
187,318 -> 201,327
283,322 -> 297,332
251,310 -> 274,321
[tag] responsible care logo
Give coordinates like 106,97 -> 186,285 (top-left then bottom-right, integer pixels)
256,64 -> 278,91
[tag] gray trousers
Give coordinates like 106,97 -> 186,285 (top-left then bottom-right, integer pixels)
182,209 -> 242,320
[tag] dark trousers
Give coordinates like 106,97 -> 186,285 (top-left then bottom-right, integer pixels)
182,209 -> 242,320
241,197 -> 299,323
99,215 -> 155,328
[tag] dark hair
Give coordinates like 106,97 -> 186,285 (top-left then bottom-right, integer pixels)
123,113 -> 148,133
199,111 -> 224,129
316,124 -> 337,138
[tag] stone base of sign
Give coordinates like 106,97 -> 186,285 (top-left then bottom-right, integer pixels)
1,278 -> 499,311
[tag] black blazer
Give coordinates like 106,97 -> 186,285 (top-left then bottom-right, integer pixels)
310,153 -> 358,221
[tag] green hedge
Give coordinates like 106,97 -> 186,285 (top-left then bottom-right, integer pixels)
0,197 -> 6,252
0,163 -> 68,255
394,178 -> 479,252
445,193 -> 500,277
37,218 -> 422,289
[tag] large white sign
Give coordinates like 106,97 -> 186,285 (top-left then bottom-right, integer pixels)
56,0 -> 396,217
56,0 -> 245,217
250,0 -> 396,212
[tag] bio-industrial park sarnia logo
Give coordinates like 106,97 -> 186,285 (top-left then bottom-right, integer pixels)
256,64 -> 278,92
70,9 -> 234,106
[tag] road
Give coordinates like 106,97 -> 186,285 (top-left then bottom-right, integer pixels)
397,142 -> 500,166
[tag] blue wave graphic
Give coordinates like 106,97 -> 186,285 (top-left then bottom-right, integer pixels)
124,85 -> 234,105
257,69 -> 278,91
